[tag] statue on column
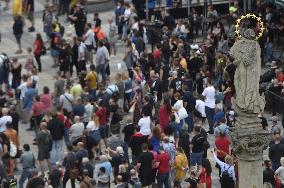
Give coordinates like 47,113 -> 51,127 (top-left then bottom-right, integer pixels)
230,29 -> 265,117
229,28 -> 269,160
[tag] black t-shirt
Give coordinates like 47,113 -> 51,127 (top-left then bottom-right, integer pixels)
122,124 -> 135,143
151,79 -> 162,101
263,167 -> 275,186
74,9 -> 86,25
142,103 -> 152,117
137,151 -> 154,174
182,91 -> 196,112
185,177 -> 198,188
225,63 -> 236,82
27,0 -> 34,12
170,78 -> 182,94
183,79 -> 194,92
191,134 -> 205,153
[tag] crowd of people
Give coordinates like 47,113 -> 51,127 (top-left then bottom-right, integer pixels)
0,0 -> 284,188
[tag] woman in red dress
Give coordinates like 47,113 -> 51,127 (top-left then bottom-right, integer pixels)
33,33 -> 44,72
199,158 -> 212,188
159,97 -> 172,132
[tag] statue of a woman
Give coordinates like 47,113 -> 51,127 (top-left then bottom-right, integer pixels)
230,29 -> 265,115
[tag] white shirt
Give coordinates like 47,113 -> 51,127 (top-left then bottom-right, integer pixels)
276,166 -> 284,185
85,29 -> 95,46
138,116 -> 151,136
0,115 -> 12,133
70,122 -> 85,140
83,103 -> 93,123
195,100 -> 206,117
18,82 -> 28,100
124,8 -> 131,21
59,92 -> 74,113
202,86 -> 216,108
78,42 -> 86,61
86,120 -> 99,131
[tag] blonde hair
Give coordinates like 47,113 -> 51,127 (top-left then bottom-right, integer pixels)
281,157 -> 284,166
225,155 -> 233,165
119,164 -> 126,173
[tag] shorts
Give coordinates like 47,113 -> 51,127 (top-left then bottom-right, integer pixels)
27,11 -> 34,21
190,151 -> 204,166
38,148 -> 50,161
99,125 -> 107,139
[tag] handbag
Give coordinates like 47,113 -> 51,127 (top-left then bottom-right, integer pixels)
69,168 -> 80,179
41,45 -> 47,55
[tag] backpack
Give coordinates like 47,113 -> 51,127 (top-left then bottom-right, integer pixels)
9,140 -> 17,158
0,53 -> 10,71
220,165 -> 233,184
2,175 -> 17,188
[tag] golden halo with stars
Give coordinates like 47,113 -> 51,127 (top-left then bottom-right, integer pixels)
234,13 -> 265,40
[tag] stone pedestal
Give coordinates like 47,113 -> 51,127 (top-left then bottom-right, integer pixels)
238,160 -> 263,188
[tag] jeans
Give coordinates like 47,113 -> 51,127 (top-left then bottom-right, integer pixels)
62,170 -> 75,188
122,22 -> 129,40
266,42 -> 273,62
64,128 -> 70,146
123,92 -> 132,112
96,64 -> 107,82
34,55 -> 42,72
19,169 -> 32,188
157,172 -> 170,188
185,112 -> 194,132
123,142 -> 129,160
205,106 -> 215,133
51,139 -> 63,165
190,151 -> 204,166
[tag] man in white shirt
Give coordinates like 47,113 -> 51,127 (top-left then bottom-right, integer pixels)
59,87 -> 74,113
77,38 -> 87,72
138,109 -> 151,136
70,116 -> 85,142
202,79 -> 215,134
195,99 -> 206,118
0,108 -> 12,133
84,23 -> 95,64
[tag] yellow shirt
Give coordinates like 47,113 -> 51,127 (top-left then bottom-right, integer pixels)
173,153 -> 188,181
12,0 -> 22,16
85,71 -> 97,90
71,84 -> 83,99
180,58 -> 187,71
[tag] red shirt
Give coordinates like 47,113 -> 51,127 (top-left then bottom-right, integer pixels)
153,49 -> 161,64
96,107 -> 107,126
159,105 -> 171,132
32,102 -> 44,116
215,136 -> 231,159
33,39 -> 42,56
157,152 -> 170,174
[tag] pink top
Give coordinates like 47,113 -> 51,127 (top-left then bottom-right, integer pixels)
32,101 -> 44,116
40,94 -> 52,113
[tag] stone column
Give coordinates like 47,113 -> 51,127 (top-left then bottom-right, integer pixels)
229,28 -> 270,188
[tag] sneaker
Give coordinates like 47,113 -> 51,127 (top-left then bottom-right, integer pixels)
28,27 -> 35,32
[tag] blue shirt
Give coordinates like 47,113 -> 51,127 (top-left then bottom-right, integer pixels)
94,161 -> 112,179
23,87 -> 38,111
214,111 -> 225,124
